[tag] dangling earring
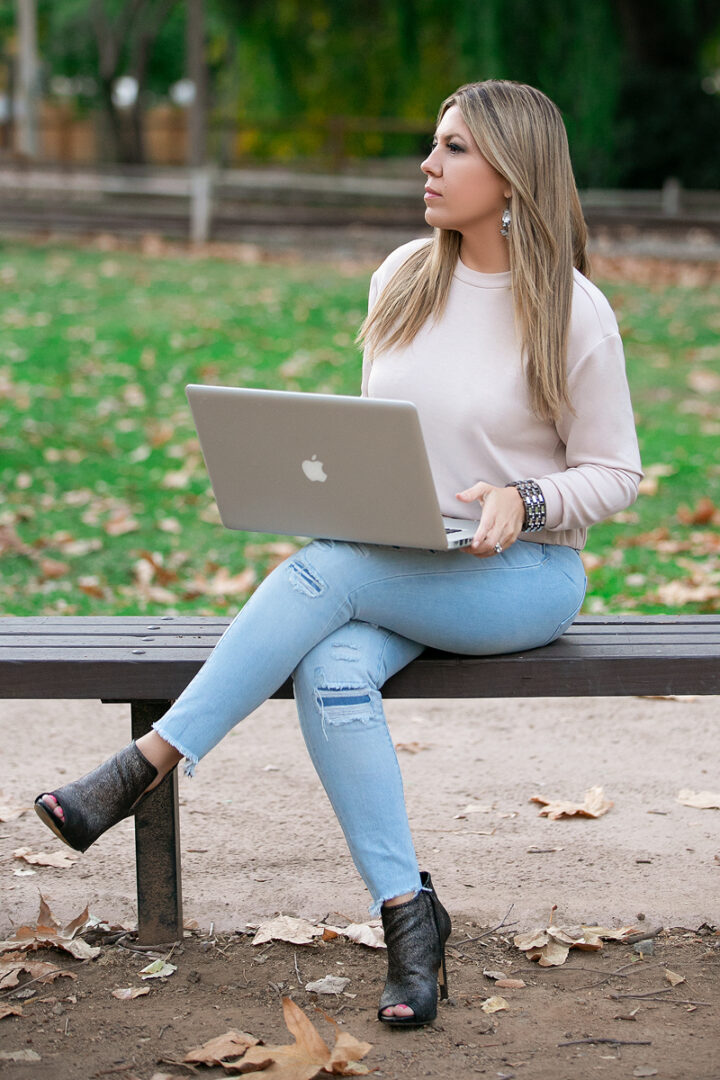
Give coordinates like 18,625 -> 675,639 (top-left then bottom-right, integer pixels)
500,204 -> 511,238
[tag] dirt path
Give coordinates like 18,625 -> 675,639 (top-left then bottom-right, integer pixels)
1,695 -> 718,1078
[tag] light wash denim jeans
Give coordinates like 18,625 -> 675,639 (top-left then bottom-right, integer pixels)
154,538 -> 586,912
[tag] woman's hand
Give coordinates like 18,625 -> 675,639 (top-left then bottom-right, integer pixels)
456,482 -> 525,559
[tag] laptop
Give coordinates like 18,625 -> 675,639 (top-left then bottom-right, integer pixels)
185,385 -> 480,550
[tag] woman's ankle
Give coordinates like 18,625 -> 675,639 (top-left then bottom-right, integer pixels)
382,891 -> 416,909
135,732 -> 182,780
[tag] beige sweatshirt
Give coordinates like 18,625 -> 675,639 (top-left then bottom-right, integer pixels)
362,239 -> 643,550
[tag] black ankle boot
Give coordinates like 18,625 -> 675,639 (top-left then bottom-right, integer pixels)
378,871 -> 451,1026
34,742 -> 159,853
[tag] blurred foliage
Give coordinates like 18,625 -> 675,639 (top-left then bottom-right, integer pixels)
1,241 -> 719,616
1,0 -> 719,183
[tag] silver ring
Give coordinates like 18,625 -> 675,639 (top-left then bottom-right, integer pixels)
494,542 -> 503,554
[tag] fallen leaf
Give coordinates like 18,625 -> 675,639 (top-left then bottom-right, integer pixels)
139,959 -> 177,979
454,803 -> 493,818
514,923 -> 635,966
0,898 -> 100,959
237,997 -> 372,1079
112,986 -> 151,1000
481,995 -> 509,1013
677,497 -> 720,526
482,969 -> 508,981
531,785 -> 613,820
184,1029 -> 260,1066
183,565 -> 256,600
394,742 -> 430,753
677,789 -> 720,809
305,975 -> 350,995
0,959 -> 76,989
0,1045 -> 41,1062
664,969 -> 685,986
687,369 -> 720,394
252,916 -> 328,947
495,978 -> 526,989
334,921 -> 385,950
655,580 -> 720,606
632,1068 -> 658,1078
13,847 -> 79,869
525,939 -> 571,967
0,1004 -> 23,1019
0,802 -> 30,822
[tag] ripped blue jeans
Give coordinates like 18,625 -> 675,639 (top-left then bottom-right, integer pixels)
153,538 -> 586,913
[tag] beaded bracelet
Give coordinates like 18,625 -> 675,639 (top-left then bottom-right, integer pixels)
505,479 -> 546,532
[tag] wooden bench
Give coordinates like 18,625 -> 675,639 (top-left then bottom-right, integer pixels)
2,613 -> 719,944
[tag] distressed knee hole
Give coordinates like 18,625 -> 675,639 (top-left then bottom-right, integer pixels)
287,559 -> 327,597
331,642 -> 361,662
314,683 -> 381,727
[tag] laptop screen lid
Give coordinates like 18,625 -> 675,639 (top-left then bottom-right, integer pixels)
185,385 -> 478,549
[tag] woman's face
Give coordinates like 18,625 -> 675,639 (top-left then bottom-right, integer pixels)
421,105 -> 510,235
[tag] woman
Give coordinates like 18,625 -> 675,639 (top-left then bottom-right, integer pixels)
35,80 -> 642,1028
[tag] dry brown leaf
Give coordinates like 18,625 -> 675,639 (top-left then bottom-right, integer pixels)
252,916 -> 327,947
0,897 -> 100,959
525,940 -> 571,967
677,497 -> 720,526
454,803 -> 493,819
305,975 -> 350,995
0,959 -> 76,989
13,847 -> 79,869
38,557 -> 71,580
184,566 -> 256,600
677,789 -> 720,810
687,369 -> 720,394
104,510 -> 140,536
334,922 -> 385,950
515,923 -> 635,966
394,742 -> 430,754
184,1030 -> 261,1066
112,987 -> 151,1000
480,995 -> 509,1014
655,580 -> 720,606
0,1004 -> 23,1019
0,802 -> 30,822
531,785 -> 613,820
664,969 -> 685,987
236,997 -> 371,1079
495,978 -> 526,989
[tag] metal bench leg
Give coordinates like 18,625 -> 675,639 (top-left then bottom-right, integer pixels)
131,701 -> 184,945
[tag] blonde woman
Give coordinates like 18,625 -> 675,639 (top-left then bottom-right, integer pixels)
36,80 -> 642,1028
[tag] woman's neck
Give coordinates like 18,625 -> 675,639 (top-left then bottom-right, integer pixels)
459,232 -> 511,274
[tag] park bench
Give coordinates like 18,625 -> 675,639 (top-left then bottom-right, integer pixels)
2,613 -> 719,944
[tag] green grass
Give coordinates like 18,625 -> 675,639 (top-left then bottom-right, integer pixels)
1,240 -> 719,616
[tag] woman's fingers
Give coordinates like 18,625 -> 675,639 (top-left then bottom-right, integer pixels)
456,484 -> 525,558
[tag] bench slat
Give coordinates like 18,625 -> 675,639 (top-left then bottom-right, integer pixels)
1,615 -> 719,700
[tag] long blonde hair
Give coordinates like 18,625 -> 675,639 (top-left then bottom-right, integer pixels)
359,80 -> 589,422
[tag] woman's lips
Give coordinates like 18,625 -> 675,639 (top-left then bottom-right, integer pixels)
424,187 -> 441,199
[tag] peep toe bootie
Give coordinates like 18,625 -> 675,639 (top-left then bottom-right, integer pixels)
34,742 -> 158,853
378,871 -> 452,1027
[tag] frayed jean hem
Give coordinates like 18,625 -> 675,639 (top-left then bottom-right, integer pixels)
151,723 -> 199,777
369,879 -> 423,917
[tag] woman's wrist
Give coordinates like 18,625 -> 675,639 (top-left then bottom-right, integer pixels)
505,480 -> 547,532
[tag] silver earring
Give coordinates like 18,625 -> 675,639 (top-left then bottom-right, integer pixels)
500,206 -> 511,238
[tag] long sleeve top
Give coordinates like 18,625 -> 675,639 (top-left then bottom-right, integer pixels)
361,239 -> 643,550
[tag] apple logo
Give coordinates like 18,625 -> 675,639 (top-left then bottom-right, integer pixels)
301,454 -> 328,482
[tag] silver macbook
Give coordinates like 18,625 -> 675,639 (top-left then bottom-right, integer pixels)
185,385 -> 479,550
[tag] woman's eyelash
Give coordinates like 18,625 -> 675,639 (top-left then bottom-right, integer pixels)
430,140 -> 464,154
